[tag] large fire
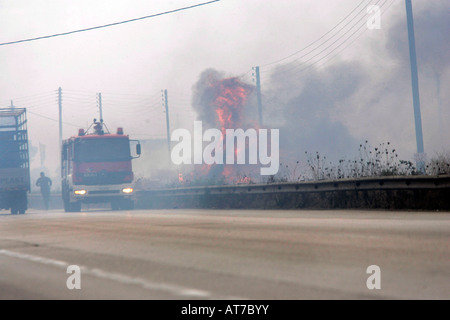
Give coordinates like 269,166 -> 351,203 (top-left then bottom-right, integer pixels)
211,78 -> 251,133
185,72 -> 257,185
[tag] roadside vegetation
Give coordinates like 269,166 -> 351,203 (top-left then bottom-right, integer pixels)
136,141 -> 450,188
273,141 -> 450,183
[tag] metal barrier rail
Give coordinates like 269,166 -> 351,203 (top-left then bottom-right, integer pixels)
136,175 -> 450,210
138,174 -> 450,197
23,175 -> 450,211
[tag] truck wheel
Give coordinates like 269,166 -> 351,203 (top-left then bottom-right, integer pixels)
64,201 -> 81,212
63,200 -> 70,212
71,202 -> 81,212
111,201 -> 120,211
11,207 -> 19,215
18,201 -> 27,214
122,199 -> 135,210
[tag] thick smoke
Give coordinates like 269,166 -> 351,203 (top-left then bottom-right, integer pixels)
188,1 -> 449,183
388,2 -> 450,74
261,1 -> 450,168
384,2 -> 450,151
263,62 -> 364,164
191,68 -> 255,130
189,69 -> 258,183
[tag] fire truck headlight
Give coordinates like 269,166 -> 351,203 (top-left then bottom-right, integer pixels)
122,187 -> 134,194
74,189 -> 87,195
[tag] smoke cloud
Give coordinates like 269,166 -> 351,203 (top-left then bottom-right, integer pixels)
259,1 -> 450,169
186,1 -> 450,183
191,68 -> 255,130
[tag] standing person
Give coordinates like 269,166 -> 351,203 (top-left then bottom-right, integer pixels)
36,172 -> 52,210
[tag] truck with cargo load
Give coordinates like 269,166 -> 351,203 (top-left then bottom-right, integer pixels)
61,119 -> 141,212
0,108 -> 30,214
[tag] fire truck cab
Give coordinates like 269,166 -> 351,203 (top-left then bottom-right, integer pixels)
61,120 -> 140,212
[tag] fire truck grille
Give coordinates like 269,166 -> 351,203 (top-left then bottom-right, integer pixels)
76,171 -> 132,185
89,190 -> 121,195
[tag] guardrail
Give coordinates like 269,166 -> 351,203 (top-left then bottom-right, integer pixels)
24,175 -> 450,211
136,175 -> 450,210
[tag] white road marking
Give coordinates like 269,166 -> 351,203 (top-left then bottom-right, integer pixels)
0,249 -> 239,299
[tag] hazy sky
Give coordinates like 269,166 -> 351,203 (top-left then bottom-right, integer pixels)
1,0 -> 448,181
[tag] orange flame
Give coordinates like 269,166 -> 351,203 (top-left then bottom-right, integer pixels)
211,77 -> 252,133
209,77 -> 253,182
185,74 -> 257,185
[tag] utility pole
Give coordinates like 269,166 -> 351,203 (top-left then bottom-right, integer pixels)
435,74 -> 443,146
254,66 -> 263,126
163,89 -> 171,158
405,0 -> 425,173
97,92 -> 103,121
58,87 -> 63,153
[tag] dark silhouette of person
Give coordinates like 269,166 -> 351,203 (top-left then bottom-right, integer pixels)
36,172 -> 52,210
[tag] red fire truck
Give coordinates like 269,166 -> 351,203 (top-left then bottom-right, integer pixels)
61,119 -> 141,212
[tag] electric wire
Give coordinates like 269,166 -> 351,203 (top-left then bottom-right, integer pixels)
312,0 -> 397,69
260,0 -> 371,69
261,0 -> 394,105
0,0 -> 221,46
265,0 -> 389,78
27,110 -> 82,128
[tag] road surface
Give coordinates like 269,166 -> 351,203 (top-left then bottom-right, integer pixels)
0,208 -> 448,299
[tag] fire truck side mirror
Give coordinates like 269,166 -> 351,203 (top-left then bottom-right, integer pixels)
136,143 -> 141,156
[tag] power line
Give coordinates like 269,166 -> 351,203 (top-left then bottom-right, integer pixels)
266,0 -> 389,78
238,68 -> 254,80
260,0 -> 371,69
6,91 -> 56,101
0,0 -> 221,46
261,0 -> 382,75
259,0 -> 394,106
14,96 -> 57,106
312,0 -> 396,69
99,91 -> 162,99
64,90 -> 162,102
106,105 -> 164,116
268,6 -> 397,114
274,0 -> 377,68
28,110 -> 82,128
101,96 -> 162,106
239,0 -> 376,83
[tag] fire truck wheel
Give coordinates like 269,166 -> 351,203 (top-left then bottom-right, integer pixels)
111,201 -> 120,211
63,197 -> 71,212
72,202 -> 82,212
64,200 -> 81,212
121,199 -> 135,210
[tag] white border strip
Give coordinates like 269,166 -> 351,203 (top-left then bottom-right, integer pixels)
0,249 -> 239,299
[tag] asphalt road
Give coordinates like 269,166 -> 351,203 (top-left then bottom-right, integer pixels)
0,208 -> 448,300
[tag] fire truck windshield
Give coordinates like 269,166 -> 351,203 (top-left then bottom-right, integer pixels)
75,138 -> 131,162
